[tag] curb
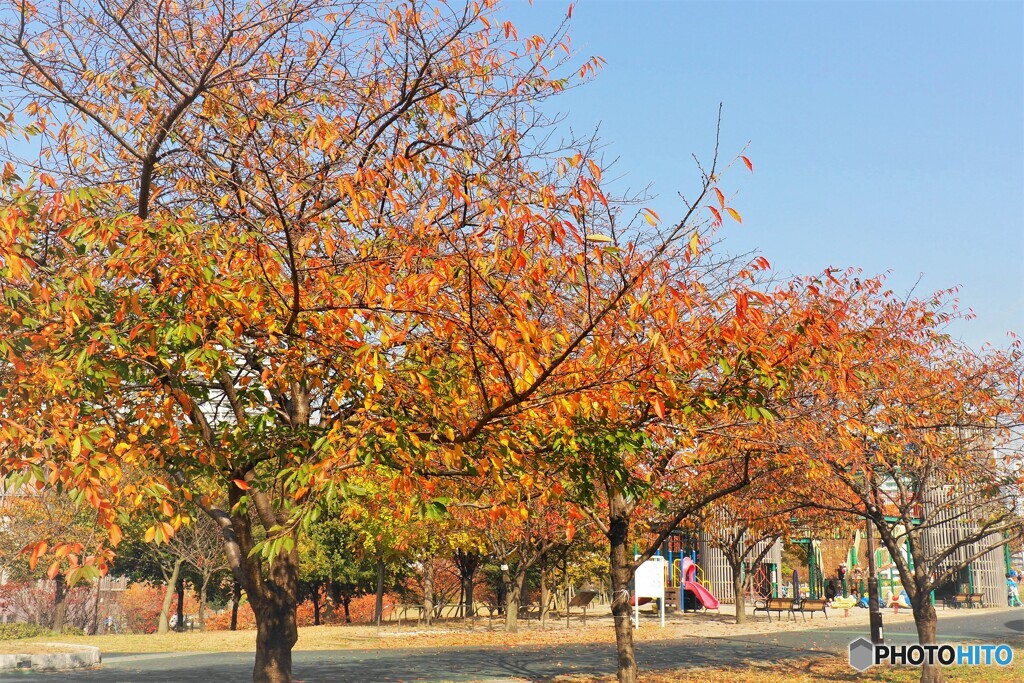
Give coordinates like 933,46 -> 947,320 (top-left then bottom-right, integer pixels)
0,643 -> 101,671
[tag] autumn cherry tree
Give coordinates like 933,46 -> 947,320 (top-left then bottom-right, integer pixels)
528,223 -> 853,682
0,1 -> 737,681
780,274 -> 1024,683
692,484 -> 823,625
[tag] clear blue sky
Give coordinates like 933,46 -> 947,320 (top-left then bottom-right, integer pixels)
496,0 -> 1024,348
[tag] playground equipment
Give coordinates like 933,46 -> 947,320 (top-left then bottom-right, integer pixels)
681,556 -> 720,610
831,594 -> 859,616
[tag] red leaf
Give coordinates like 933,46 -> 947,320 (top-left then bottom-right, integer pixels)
708,206 -> 722,225
741,156 -> 753,172
713,187 -> 725,209
233,479 -> 251,490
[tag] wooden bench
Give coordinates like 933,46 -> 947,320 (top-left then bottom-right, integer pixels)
753,597 -> 795,622
968,592 -> 985,608
950,593 -> 970,609
794,598 -> 828,620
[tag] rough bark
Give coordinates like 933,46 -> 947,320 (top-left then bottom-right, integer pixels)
250,548 -> 299,683
230,580 -> 241,631
198,574 -> 211,630
422,559 -> 434,626
539,565 -> 548,630
454,550 -> 480,620
158,558 -> 184,635
503,569 -> 526,633
310,586 -> 321,626
608,491 -> 637,683
52,574 -> 67,633
90,578 -> 101,635
175,571 -> 186,631
730,561 -> 746,624
913,598 -> 942,683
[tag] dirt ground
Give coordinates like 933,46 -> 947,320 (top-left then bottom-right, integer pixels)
24,601 -> 931,653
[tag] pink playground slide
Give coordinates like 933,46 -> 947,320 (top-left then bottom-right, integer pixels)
681,557 -> 720,610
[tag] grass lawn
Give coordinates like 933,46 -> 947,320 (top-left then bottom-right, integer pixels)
0,642 -> 89,654
555,658 -> 1024,682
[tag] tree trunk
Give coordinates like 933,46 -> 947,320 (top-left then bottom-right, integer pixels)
504,569 -> 525,633
342,595 -> 351,624
422,559 -> 434,626
731,561 -> 746,625
540,565 -> 548,630
454,551 -> 479,620
230,580 -> 241,631
250,548 -> 299,683
158,558 -> 183,635
198,574 -> 211,631
463,571 -> 475,619
912,595 -> 943,683
175,571 -> 185,632
608,493 -> 638,683
311,586 -> 321,626
374,558 -> 385,626
90,578 -> 101,635
52,574 -> 67,633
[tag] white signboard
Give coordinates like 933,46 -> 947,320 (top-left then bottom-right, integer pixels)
633,555 -> 666,628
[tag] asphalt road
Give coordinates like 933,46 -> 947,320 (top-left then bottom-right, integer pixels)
3,609 -> 1021,682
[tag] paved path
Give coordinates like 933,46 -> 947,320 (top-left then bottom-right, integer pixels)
3,609 -> 1021,682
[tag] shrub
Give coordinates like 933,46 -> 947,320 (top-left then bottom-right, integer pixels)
120,583 -> 164,634
204,601 -> 256,631
0,623 -> 56,640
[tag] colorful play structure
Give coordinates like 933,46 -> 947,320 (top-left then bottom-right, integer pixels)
630,550 -> 721,624
679,556 -> 720,610
626,552 -> 724,626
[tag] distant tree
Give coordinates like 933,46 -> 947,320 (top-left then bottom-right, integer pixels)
782,275 -> 1024,683
299,516 -> 377,625
0,490 -> 103,631
175,515 -> 230,630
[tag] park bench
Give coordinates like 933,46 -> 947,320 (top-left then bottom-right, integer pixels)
950,593 -> 970,609
968,592 -> 985,608
753,597 -> 795,622
793,598 -> 828,620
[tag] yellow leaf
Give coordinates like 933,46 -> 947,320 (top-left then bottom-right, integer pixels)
144,526 -> 156,543
70,435 -> 81,459
726,207 -> 742,223
642,208 -> 660,226
585,233 -> 613,243
373,372 -> 384,392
